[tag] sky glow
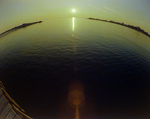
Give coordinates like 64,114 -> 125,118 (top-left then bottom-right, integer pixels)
0,0 -> 150,33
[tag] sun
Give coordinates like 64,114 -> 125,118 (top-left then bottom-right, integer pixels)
72,9 -> 76,12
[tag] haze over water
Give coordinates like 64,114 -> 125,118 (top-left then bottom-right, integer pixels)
0,0 -> 150,33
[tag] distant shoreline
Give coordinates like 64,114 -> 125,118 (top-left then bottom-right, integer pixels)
0,21 -> 43,38
1,18 -> 150,39
87,17 -> 150,38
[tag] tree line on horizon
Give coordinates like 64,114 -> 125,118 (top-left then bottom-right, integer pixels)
88,17 -> 150,38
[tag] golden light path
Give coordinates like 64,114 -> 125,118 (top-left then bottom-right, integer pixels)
72,17 -> 75,31
72,8 -> 75,31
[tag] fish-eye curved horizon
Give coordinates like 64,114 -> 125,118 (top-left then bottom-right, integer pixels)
0,0 -> 150,119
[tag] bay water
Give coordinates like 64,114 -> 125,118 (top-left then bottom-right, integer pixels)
0,18 -> 150,119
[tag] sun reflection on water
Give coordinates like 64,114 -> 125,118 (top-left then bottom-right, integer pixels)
72,17 -> 75,31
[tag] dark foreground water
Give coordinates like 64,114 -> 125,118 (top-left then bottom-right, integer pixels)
0,18 -> 150,119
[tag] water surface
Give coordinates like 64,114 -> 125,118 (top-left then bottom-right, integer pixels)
0,18 -> 150,119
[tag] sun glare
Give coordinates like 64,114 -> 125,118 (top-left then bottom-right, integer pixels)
72,9 -> 76,12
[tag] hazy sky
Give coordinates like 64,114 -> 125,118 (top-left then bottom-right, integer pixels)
0,0 -> 150,33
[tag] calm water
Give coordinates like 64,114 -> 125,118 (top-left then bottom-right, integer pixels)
0,18 -> 150,119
